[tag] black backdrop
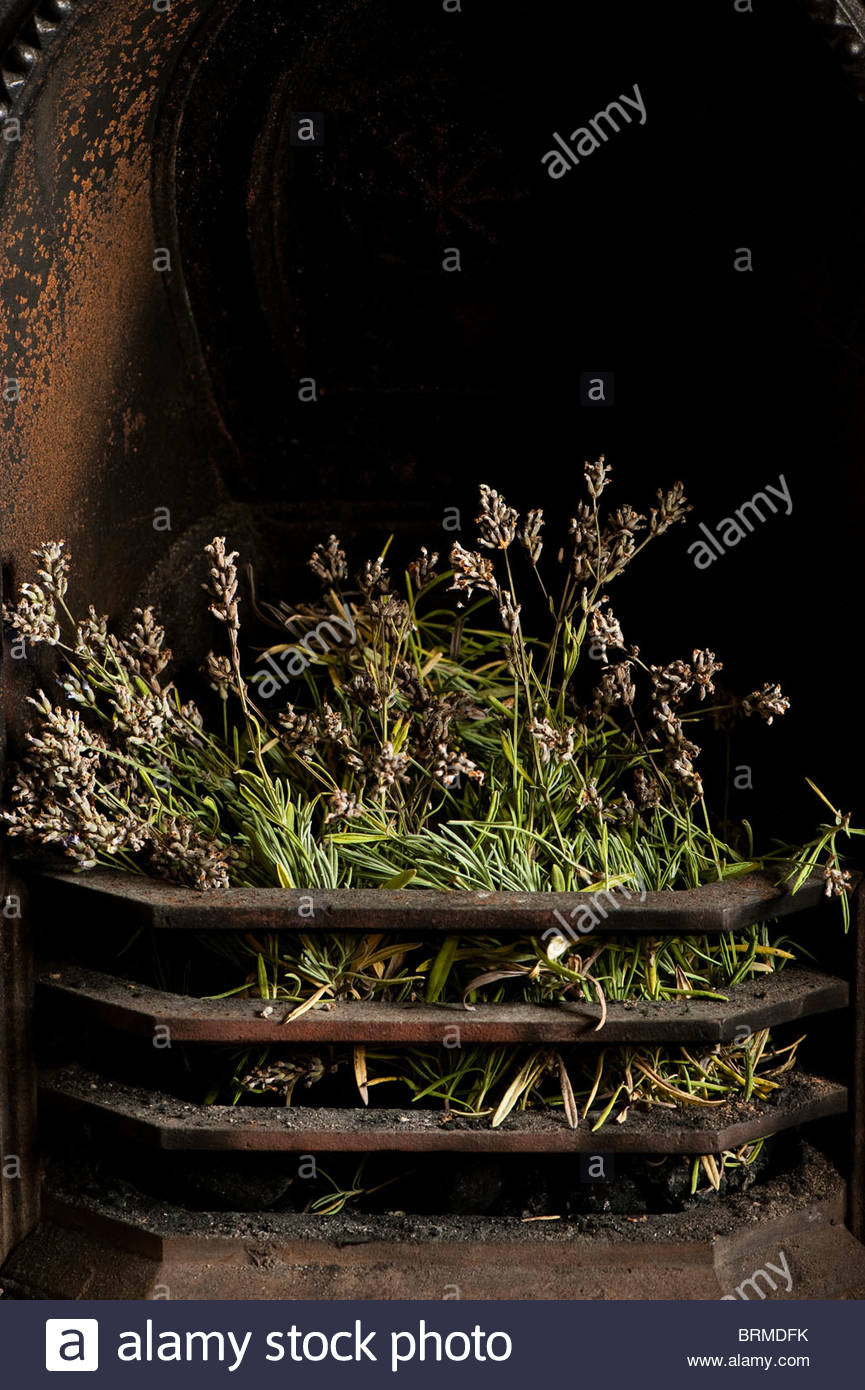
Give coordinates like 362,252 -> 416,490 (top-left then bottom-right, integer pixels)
167,0 -> 865,850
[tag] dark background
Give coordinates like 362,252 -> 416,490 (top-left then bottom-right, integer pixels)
168,0 -> 865,851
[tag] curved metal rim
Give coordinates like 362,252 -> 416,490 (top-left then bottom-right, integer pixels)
0,1 -> 76,143
802,0 -> 865,97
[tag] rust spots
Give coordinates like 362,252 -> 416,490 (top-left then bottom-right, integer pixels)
1,0 -> 229,621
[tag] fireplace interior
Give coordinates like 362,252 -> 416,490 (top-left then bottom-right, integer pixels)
0,865 -> 861,1299
3,0 -> 865,1299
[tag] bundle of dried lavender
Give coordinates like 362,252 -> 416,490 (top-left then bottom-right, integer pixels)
1,463 -> 856,909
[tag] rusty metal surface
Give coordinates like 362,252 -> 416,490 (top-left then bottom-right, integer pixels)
29,866 -> 828,935
38,1065 -> 848,1156
7,1207 -> 865,1300
4,1143 -> 864,1298
36,962 -> 850,1045
0,872 -> 37,1264
0,0 -> 238,757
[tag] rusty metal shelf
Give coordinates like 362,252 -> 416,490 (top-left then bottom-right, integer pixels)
36,963 -> 850,1045
5,1144 -> 864,1299
39,1065 -> 848,1155
30,866 -> 827,935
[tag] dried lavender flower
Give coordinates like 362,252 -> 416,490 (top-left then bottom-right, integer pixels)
607,505 -> 645,537
649,481 -> 691,535
449,542 -> 498,601
584,456 -> 610,502
415,699 -> 456,759
317,702 -> 351,747
203,537 -> 240,635
577,779 -> 604,814
347,673 -> 382,711
530,717 -> 576,764
824,865 -> 852,898
633,768 -> 661,811
59,673 -> 96,706
240,1055 -> 327,1103
33,541 -> 69,598
668,753 -> 703,798
358,556 -> 391,596
497,589 -> 521,636
742,682 -> 790,725
204,652 -> 233,700
433,745 -> 484,787
2,544 -> 69,644
370,741 -> 410,796
149,814 -> 240,892
126,607 -> 171,686
604,793 -> 636,826
591,661 -> 635,717
408,546 -> 439,590
691,649 -> 722,701
75,606 -> 109,655
588,602 -> 625,661
651,659 -> 694,707
19,693 -> 106,793
4,489 -> 831,910
309,535 -> 348,586
278,704 -> 319,754
368,592 -> 409,637
325,789 -> 363,823
567,503 -> 596,582
518,508 -> 544,563
476,484 -> 518,550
